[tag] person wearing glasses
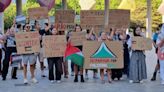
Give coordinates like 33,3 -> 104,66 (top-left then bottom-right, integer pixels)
22,23 -> 38,84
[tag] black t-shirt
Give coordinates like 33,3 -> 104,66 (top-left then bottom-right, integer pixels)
39,29 -> 52,47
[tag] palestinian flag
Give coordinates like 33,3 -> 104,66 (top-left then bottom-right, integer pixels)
64,43 -> 84,67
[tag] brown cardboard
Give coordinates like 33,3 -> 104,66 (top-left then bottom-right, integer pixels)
55,10 -> 75,23
80,10 -> 104,29
42,35 -> 66,57
131,37 -> 152,50
70,32 -> 86,46
15,31 -> 40,54
28,7 -> 48,20
108,9 -> 130,29
83,41 -> 123,69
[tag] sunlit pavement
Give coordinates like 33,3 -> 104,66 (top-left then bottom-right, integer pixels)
0,47 -> 164,92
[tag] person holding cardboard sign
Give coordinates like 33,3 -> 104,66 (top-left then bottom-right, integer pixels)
129,26 -> 147,83
22,23 -> 38,84
98,31 -> 114,84
85,28 -> 98,79
67,24 -> 85,82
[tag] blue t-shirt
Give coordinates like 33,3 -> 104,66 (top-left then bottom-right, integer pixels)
153,33 -> 158,42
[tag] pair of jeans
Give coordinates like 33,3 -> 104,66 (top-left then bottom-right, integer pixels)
160,60 -> 164,81
2,47 -> 17,78
47,57 -> 63,80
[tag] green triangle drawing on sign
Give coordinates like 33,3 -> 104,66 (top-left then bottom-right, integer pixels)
91,42 -> 116,58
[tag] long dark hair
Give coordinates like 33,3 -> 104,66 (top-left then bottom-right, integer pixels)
133,26 -> 141,36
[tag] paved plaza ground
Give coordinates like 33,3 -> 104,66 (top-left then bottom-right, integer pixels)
0,48 -> 164,92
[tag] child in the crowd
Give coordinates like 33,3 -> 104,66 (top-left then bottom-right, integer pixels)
129,26 -> 147,83
156,24 -> 164,85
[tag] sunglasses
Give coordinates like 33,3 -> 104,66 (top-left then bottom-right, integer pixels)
26,26 -> 30,28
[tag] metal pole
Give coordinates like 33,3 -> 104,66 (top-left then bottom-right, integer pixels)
62,0 -> 67,10
146,0 -> 152,38
0,12 -> 4,33
104,0 -> 109,30
104,0 -> 110,31
16,0 -> 22,16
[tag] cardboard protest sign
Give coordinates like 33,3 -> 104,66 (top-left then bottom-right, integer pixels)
108,9 -> 130,29
83,41 -> 123,69
54,23 -> 75,31
15,31 -> 40,54
28,7 -> 48,20
131,37 -> 152,50
42,35 -> 66,57
70,32 -> 86,46
55,10 -> 75,23
80,10 -> 104,29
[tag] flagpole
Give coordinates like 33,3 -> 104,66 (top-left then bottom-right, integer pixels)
104,0 -> 110,31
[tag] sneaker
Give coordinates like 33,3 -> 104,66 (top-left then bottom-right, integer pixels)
41,75 -> 46,78
93,74 -> 98,79
64,75 -> 68,79
101,80 -> 105,84
108,81 -> 112,83
24,79 -> 28,84
12,77 -> 18,80
50,80 -> 55,83
31,78 -> 38,83
56,80 -> 61,83
161,80 -> 164,85
129,80 -> 133,83
71,72 -> 74,76
85,74 -> 89,80
140,80 -> 144,84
